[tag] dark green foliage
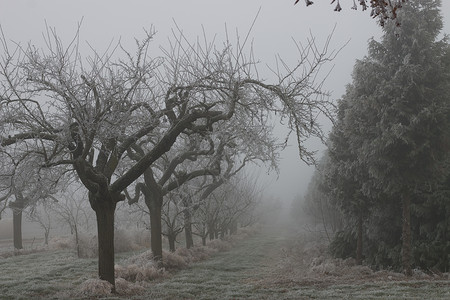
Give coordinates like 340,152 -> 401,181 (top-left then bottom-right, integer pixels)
411,176 -> 450,272
319,0 -> 450,273
364,202 -> 403,271
329,230 -> 357,260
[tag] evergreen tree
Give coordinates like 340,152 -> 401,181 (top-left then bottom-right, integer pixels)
327,96 -> 374,265
328,0 -> 450,274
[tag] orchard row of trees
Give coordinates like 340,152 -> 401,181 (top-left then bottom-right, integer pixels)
0,20 -> 335,289
1,169 -> 262,257
299,0 -> 450,275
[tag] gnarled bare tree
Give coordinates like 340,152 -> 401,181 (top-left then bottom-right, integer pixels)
0,24 -> 335,288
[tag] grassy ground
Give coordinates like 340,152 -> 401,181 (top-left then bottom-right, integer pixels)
0,250 -> 97,299
138,225 -> 450,300
0,224 -> 449,299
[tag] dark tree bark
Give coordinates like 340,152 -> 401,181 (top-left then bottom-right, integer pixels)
184,217 -> 194,249
167,230 -> 176,252
12,208 -> 23,250
401,193 -> 412,276
198,223 -> 208,246
183,198 -> 194,249
44,227 -> 50,245
74,223 -> 81,258
229,220 -> 238,235
138,168 -> 165,263
10,192 -> 26,250
88,191 -> 118,291
356,212 -> 363,265
148,197 -> 163,262
208,223 -> 215,241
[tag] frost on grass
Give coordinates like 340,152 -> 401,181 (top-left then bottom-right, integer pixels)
115,263 -> 164,282
236,225 -> 261,239
0,236 -> 74,259
255,229 -> 449,289
115,250 -> 167,282
175,246 -> 217,263
48,236 -> 74,250
115,278 -> 146,295
163,250 -> 188,270
207,239 -> 233,252
78,277 -> 147,297
78,279 -> 112,297
114,226 -> 256,285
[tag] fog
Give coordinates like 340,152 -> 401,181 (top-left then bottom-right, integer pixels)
1,0 -> 449,217
1,2 -> 450,299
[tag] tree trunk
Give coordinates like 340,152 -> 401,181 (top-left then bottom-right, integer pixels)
230,220 -> 238,235
168,232 -> 176,252
201,223 -> 207,246
401,194 -> 412,276
74,223 -> 81,258
356,212 -> 363,265
93,198 -> 116,290
44,228 -> 50,245
183,208 -> 194,249
13,208 -> 23,250
149,202 -> 163,262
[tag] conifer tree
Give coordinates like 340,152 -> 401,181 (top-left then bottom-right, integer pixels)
330,0 -> 450,274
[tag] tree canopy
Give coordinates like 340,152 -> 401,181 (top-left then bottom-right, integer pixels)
296,0 -> 410,26
300,0 -> 450,274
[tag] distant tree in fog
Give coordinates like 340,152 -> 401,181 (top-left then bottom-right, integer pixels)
0,152 -> 62,249
300,155 -> 344,243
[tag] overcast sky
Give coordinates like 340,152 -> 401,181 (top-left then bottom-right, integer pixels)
1,0 -> 449,205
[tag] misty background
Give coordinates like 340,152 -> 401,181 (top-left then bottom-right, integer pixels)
0,0 -> 449,233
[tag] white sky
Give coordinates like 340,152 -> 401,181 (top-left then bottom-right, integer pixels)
1,0 -> 449,205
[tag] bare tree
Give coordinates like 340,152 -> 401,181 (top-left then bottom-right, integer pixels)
124,131 -> 231,259
1,23 -> 335,288
50,184 -> 94,257
27,201 -> 54,245
0,152 -> 13,218
161,192 -> 185,252
0,152 -> 61,249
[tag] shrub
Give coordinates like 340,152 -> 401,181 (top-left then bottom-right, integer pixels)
48,236 -> 73,250
77,233 -> 98,258
123,249 -> 153,265
78,279 -> 112,297
207,239 -> 232,252
162,250 -> 188,270
329,230 -> 356,260
191,246 -> 216,261
237,225 -> 260,237
115,263 -> 164,282
115,278 -> 145,295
